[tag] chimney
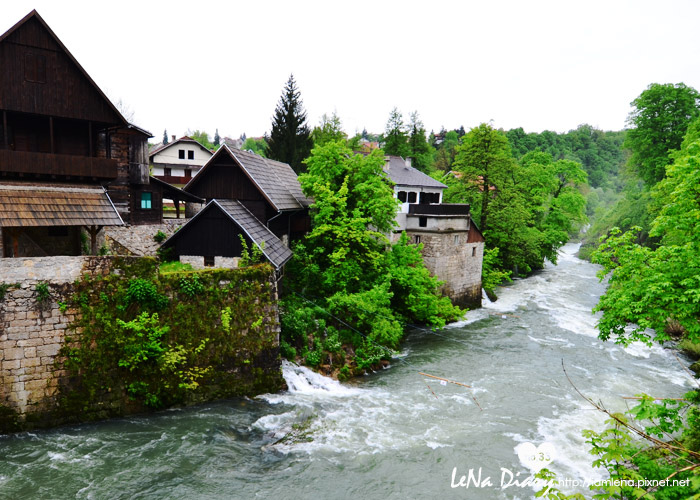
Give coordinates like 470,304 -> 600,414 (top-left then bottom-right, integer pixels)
171,135 -> 176,142
405,157 -> 412,168
383,156 -> 391,173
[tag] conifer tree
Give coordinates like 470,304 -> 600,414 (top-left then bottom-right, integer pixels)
383,107 -> 410,158
266,74 -> 312,173
213,129 -> 220,146
163,129 -> 168,145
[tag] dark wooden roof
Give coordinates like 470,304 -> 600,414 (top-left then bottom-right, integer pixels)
162,198 -> 293,270
0,182 -> 123,227
184,145 -> 310,211
215,200 -> 293,269
0,10 -> 127,125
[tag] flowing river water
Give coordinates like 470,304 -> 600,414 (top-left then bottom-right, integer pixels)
0,243 -> 693,499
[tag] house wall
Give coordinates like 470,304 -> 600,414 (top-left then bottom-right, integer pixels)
0,255 -> 284,433
394,185 -> 443,213
151,143 -> 211,168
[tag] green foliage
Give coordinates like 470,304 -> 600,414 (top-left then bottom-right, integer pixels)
163,129 -> 168,145
481,247 -> 511,292
187,130 -> 215,150
0,283 -> 18,301
281,142 -> 462,374
592,138 -> 700,344
311,112 -> 347,147
213,128 -> 220,147
35,282 -> 50,303
266,74 -> 312,174
625,82 -> 700,186
59,261 -> 283,415
238,234 -> 265,267
383,107 -> 410,158
407,111 -> 435,172
153,230 -> 167,243
241,137 -> 267,157
159,261 -> 194,273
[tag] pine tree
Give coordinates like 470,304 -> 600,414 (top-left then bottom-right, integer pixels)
163,129 -> 169,145
213,128 -> 220,146
383,108 -> 409,158
266,74 -> 312,174
407,111 -> 434,172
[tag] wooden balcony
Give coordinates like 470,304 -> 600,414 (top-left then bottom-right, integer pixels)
0,150 -> 118,180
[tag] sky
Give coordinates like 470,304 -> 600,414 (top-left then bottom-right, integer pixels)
3,0 -> 700,143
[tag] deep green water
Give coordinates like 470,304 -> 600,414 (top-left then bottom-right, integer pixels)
0,243 -> 692,499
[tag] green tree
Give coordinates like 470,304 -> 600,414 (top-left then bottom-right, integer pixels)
241,137 -> 267,157
266,74 -> 313,174
213,129 -> 220,146
163,129 -> 169,145
187,130 -> 214,150
383,107 -> 409,158
311,112 -> 347,147
407,111 -> 434,172
434,130 -> 460,171
625,82 -> 700,186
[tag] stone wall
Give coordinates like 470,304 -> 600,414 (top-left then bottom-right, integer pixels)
105,220 -> 185,256
409,231 -> 484,308
0,255 -> 283,433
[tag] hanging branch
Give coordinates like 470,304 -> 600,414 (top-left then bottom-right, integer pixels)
419,372 -> 483,411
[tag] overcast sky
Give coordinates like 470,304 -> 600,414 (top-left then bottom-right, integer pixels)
4,1 -> 700,142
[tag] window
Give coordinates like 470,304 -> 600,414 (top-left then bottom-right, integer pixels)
472,246 -> 477,257
140,192 -> 152,209
397,191 -> 407,203
454,235 -> 460,245
407,192 -> 417,203
414,235 -> 421,244
164,167 -> 171,176
419,216 -> 427,228
184,169 -> 192,178
204,256 -> 215,267
178,149 -> 185,159
188,150 -> 194,160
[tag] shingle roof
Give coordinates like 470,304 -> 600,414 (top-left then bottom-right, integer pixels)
213,199 -> 293,269
385,156 -> 447,189
0,182 -> 123,227
186,145 -> 309,211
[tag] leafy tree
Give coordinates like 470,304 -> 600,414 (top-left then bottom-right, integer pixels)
241,137 -> 267,157
187,130 -> 214,150
213,129 -> 220,146
266,74 -> 313,173
625,82 -> 700,186
311,112 -> 347,147
282,141 -> 462,372
383,107 -> 410,158
163,129 -> 169,145
434,130 -> 460,171
407,111 -> 435,172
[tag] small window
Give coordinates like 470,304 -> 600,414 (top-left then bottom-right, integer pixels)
472,246 -> 477,257
397,191 -> 407,203
204,256 -> 215,267
407,192 -> 417,203
188,150 -> 194,160
184,169 -> 192,178
414,235 -> 421,244
178,149 -> 185,159
419,216 -> 427,228
140,192 -> 152,209
164,167 -> 171,176
454,235 -> 460,245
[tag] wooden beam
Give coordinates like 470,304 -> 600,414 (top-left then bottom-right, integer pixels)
3,110 -> 8,149
88,121 -> 93,157
49,116 -> 54,153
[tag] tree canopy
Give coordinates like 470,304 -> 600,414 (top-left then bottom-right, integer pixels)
625,82 -> 700,186
382,108 -> 410,158
266,74 -> 313,173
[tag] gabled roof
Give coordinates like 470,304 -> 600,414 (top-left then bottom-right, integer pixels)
148,176 -> 205,203
0,182 -> 123,227
385,156 -> 447,189
149,136 -> 213,158
161,199 -> 293,270
184,144 -> 310,211
0,10 -> 127,126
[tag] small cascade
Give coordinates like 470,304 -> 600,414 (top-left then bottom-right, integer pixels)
280,360 -> 358,396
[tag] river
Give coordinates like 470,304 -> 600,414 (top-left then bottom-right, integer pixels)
0,243 -> 693,499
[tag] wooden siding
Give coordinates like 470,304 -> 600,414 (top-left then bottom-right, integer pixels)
168,209 -> 246,258
0,149 -> 117,179
0,16 -> 123,124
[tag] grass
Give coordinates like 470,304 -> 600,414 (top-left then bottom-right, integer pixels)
159,261 -> 194,274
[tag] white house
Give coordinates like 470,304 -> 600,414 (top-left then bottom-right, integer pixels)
150,136 -> 213,186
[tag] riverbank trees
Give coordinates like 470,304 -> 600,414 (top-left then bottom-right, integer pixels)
280,141 -> 462,376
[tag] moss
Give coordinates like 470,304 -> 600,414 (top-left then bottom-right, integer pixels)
0,405 -> 20,433
52,259 -> 284,425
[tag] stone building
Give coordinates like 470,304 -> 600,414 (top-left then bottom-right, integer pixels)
385,156 -> 485,308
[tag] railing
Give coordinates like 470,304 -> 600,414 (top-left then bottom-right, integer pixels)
408,203 -> 471,216
0,150 -> 117,179
153,175 -> 191,186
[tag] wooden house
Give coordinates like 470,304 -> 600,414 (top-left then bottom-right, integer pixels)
0,10 -> 170,257
149,135 -> 213,186
161,144 -> 310,271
